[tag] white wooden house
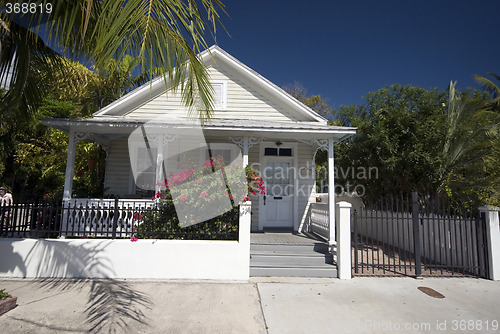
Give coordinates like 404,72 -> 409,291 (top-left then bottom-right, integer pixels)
43,45 -> 356,238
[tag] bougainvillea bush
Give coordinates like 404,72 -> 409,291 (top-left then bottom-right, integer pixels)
132,157 -> 265,240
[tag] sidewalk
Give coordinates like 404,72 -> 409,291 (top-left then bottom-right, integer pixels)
0,277 -> 499,333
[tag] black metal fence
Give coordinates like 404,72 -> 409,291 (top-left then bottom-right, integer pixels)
0,199 -> 239,240
352,192 -> 489,278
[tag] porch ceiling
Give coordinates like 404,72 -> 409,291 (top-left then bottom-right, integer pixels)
42,117 -> 357,142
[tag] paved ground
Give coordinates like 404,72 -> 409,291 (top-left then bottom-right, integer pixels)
0,277 -> 499,333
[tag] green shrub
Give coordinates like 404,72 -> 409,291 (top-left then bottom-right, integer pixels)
0,289 -> 12,300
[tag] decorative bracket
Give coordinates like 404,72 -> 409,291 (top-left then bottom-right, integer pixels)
162,134 -> 179,145
74,132 -> 93,144
229,136 -> 244,148
248,137 -> 263,148
74,132 -> 111,153
312,139 -> 329,151
229,136 -> 264,149
147,134 -> 179,145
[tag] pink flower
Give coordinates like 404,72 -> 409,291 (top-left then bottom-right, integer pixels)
203,160 -> 214,168
133,212 -> 143,221
241,196 -> 250,202
200,192 -> 208,198
130,236 -> 138,242
179,194 -> 188,201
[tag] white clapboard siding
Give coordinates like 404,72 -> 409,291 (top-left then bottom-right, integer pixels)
123,65 -> 302,122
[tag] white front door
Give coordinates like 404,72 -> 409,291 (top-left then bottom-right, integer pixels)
261,157 -> 294,229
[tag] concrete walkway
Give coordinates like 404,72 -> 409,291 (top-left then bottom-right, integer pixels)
0,277 -> 499,333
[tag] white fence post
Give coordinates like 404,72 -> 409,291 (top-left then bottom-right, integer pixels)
479,206 -> 500,280
336,201 -> 352,279
239,201 -> 252,279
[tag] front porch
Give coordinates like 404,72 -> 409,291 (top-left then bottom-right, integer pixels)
42,118 -> 355,237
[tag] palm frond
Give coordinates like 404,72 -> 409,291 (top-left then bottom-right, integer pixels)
473,73 -> 500,108
2,0 -> 228,120
0,16 -> 63,120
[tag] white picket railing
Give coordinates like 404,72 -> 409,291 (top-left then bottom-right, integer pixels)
61,198 -> 155,237
309,202 -> 330,241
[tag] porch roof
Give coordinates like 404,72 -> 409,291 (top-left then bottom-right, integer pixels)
42,117 -> 357,142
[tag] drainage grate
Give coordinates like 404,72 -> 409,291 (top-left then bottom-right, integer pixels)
418,287 -> 445,299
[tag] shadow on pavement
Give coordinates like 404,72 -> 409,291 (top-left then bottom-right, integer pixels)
6,239 -> 151,333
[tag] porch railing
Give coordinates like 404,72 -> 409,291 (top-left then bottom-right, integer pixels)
309,202 -> 330,241
0,198 -> 239,240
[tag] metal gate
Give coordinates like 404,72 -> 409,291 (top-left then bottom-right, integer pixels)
352,192 -> 489,278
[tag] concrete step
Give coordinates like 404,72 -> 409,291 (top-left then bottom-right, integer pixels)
250,265 -> 337,278
251,253 -> 333,265
251,243 -> 330,253
250,242 -> 336,277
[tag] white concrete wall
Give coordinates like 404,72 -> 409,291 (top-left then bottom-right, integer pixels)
0,203 -> 251,281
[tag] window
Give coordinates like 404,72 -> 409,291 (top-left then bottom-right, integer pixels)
134,147 -> 157,197
202,143 -> 240,165
264,147 -> 278,156
264,147 -> 293,157
279,148 -> 292,156
206,147 -> 232,163
211,80 -> 227,110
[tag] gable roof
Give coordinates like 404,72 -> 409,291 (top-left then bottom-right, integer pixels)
93,45 -> 327,124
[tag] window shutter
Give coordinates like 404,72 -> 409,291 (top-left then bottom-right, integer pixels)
211,81 -> 226,110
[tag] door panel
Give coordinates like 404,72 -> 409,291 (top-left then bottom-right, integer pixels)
262,158 -> 294,228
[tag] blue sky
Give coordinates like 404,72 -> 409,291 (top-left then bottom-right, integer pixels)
208,0 -> 500,108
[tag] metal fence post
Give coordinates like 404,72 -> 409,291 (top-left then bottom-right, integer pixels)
353,209 -> 358,274
412,191 -> 422,277
112,197 -> 119,239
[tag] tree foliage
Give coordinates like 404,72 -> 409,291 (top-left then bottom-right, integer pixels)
0,0 -> 227,121
283,81 -> 332,117
332,83 -> 499,207
0,56 -> 140,200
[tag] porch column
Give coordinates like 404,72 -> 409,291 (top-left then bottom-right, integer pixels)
155,137 -> 164,194
328,138 -> 335,246
63,129 -> 77,202
242,136 -> 249,166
